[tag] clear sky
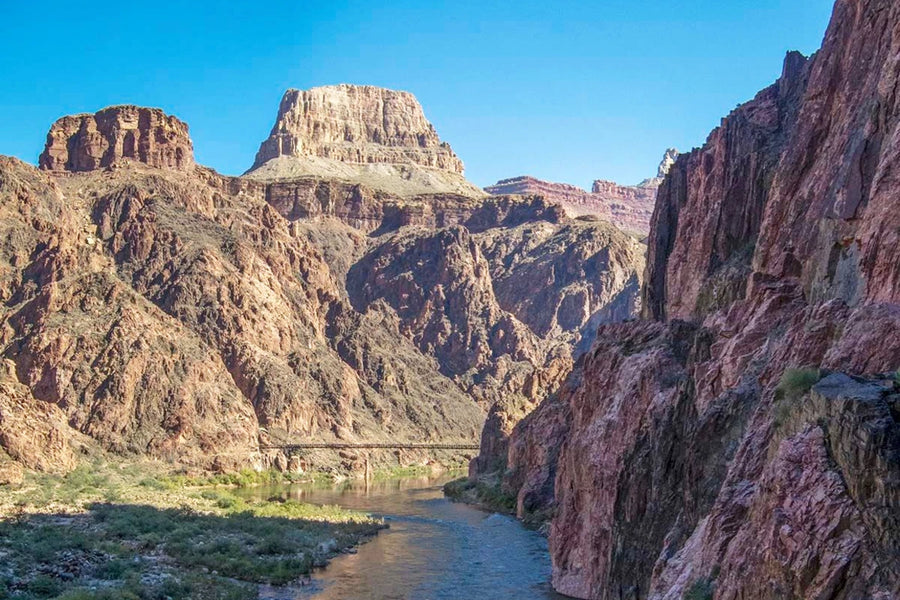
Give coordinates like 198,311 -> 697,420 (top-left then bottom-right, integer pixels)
0,1 -> 834,188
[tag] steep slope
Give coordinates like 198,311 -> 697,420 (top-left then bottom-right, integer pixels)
1,92 -> 646,474
484,1 -> 900,598
0,157 -> 259,471
2,107 -> 485,472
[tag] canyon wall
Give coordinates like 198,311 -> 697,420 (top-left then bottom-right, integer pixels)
1,91 -> 645,473
485,150 -> 677,236
39,105 -> 194,173
488,0 -> 900,598
247,84 -> 483,198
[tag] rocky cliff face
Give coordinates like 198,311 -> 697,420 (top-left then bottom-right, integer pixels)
486,1 -> 900,598
485,151 -> 677,236
644,53 -> 809,322
252,85 -> 464,174
0,97 -> 645,474
39,105 -> 194,172
248,85 -> 482,198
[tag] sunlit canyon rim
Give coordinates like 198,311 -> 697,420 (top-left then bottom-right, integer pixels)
1,0 -> 899,598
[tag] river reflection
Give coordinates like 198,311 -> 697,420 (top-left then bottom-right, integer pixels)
242,474 -> 568,600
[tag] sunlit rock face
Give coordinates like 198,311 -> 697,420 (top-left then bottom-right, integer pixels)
2,86 -> 646,474
39,105 -> 194,172
247,84 -> 485,198
485,150 -> 678,236
252,84 -> 465,174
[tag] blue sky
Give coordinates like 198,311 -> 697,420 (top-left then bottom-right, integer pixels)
0,1 -> 834,188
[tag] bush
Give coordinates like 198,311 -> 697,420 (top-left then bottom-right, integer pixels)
443,477 -> 516,514
773,367 -> 822,428
776,368 -> 821,400
684,578 -> 714,600
24,575 -> 62,598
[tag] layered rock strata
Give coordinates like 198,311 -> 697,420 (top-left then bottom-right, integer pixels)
39,105 -> 193,172
248,85 -> 482,197
252,84 -> 464,174
485,150 -> 678,235
0,95 -> 645,473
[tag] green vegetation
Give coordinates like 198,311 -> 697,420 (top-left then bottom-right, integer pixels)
143,467 -> 330,491
0,461 -> 385,600
683,578 -> 715,600
372,464 -> 434,480
773,367 -> 823,428
443,477 -> 516,514
776,367 -> 822,399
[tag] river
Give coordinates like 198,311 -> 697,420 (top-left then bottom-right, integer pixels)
243,473 -> 567,600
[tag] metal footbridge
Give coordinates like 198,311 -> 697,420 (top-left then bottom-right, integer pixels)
261,442 -> 480,451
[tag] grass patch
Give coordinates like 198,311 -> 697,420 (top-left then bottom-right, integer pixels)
372,465 -> 433,480
776,368 -> 822,400
443,477 -> 516,514
773,367 -> 822,428
0,462 -> 385,600
144,468 -> 322,491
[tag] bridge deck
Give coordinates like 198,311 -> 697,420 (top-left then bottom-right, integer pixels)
262,442 -> 480,451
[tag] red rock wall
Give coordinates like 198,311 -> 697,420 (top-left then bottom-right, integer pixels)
39,105 -> 194,172
643,51 -> 811,322
496,1 -> 900,598
485,175 -> 657,235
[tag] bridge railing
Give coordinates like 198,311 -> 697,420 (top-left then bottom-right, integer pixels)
260,442 -> 480,451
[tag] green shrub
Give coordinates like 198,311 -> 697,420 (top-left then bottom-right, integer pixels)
24,574 -> 62,598
443,477 -> 515,513
776,368 -> 821,400
684,578 -> 714,600
773,367 -> 822,428
55,588 -> 142,600
475,482 -> 516,513
96,557 -> 137,579
442,477 -> 475,499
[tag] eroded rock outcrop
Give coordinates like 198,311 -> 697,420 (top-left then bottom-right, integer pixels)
485,1 -> 900,598
253,84 -> 464,174
248,85 -> 483,197
485,151 -> 677,235
2,89 -> 646,473
263,177 -> 565,235
39,105 -> 194,172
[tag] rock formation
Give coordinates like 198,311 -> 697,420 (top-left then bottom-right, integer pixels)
248,85 -> 483,197
638,147 -> 679,187
484,150 -> 677,235
0,95 -> 645,474
252,84 -> 464,173
476,1 -> 900,598
39,105 -> 194,172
